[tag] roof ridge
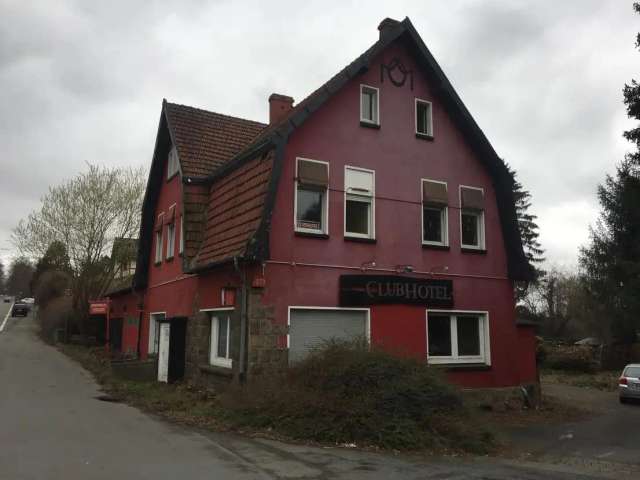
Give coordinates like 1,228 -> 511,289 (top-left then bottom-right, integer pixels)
165,101 -> 268,128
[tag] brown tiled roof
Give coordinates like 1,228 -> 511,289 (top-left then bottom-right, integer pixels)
193,150 -> 274,268
164,102 -> 267,178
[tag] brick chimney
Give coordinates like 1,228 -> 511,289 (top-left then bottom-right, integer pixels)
377,17 -> 401,39
268,93 -> 294,125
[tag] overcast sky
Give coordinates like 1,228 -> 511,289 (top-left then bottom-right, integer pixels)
1,0 -> 638,270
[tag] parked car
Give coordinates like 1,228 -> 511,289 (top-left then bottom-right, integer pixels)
3,297 -> 11,303
11,303 -> 29,317
619,364 -> 640,403
20,298 -> 35,304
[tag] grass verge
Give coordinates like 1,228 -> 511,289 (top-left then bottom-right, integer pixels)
541,369 -> 619,392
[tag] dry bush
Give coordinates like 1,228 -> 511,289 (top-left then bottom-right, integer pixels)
220,340 -> 494,452
38,296 -> 73,343
34,270 -> 71,309
544,345 -> 598,373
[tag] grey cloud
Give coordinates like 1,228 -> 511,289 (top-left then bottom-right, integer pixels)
0,0 -> 638,267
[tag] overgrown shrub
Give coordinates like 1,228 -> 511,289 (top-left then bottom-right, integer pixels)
38,296 -> 73,343
221,340 -> 494,452
33,270 -> 71,309
543,345 -> 597,373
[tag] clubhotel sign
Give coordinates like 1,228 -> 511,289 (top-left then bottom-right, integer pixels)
339,275 -> 453,307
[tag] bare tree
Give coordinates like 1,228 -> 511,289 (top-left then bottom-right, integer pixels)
12,164 -> 145,325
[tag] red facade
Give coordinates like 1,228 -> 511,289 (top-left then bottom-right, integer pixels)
108,17 -> 537,389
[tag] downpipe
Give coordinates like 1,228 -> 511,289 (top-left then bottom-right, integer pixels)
234,256 -> 248,383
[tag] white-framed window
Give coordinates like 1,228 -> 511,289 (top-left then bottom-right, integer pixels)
421,179 -> 448,246
344,166 -> 375,239
415,98 -> 433,136
154,212 -> 164,264
360,84 -> 379,125
459,186 -> 486,249
295,158 -> 329,234
426,310 -> 490,365
148,312 -> 165,355
166,222 -> 175,259
167,146 -> 180,179
179,215 -> 184,255
204,308 -> 234,368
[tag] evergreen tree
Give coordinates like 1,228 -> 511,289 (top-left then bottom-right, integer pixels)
580,3 -> 640,343
506,164 -> 545,301
6,257 -> 35,297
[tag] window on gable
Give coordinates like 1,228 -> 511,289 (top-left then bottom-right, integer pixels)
166,223 -> 175,259
167,146 -> 180,179
360,85 -> 379,125
416,99 -> 433,137
208,311 -> 232,368
427,311 -> 489,365
344,166 -> 374,239
154,214 -> 164,264
166,205 -> 176,260
179,215 -> 185,255
295,158 -> 329,234
422,180 -> 448,246
459,186 -> 485,250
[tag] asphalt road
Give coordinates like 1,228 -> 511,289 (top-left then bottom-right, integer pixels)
507,382 -> 640,477
0,312 -> 614,479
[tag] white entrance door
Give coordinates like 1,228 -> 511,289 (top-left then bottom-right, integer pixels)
157,323 -> 171,382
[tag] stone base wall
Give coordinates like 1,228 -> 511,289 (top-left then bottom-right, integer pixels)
246,288 -> 288,377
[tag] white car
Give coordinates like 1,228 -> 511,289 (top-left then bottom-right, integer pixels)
20,298 -> 35,304
619,364 -> 640,403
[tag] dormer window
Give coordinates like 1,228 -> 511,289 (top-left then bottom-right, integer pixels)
360,85 -> 379,126
167,146 -> 180,179
415,99 -> 433,138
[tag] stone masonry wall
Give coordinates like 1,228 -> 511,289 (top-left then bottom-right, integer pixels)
246,287 -> 288,377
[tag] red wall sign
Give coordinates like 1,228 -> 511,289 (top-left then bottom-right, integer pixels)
89,302 -> 108,315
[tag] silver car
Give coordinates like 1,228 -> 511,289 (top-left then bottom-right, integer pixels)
619,364 -> 640,403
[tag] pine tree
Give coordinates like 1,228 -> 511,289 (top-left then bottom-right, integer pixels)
506,164 -> 545,301
580,3 -> 640,343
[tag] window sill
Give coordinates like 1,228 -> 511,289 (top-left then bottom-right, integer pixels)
445,364 -> 491,372
344,236 -> 376,244
422,243 -> 449,251
360,120 -> 380,129
415,132 -> 434,141
295,231 -> 329,239
199,364 -> 233,378
461,247 -> 487,254
429,362 -> 491,372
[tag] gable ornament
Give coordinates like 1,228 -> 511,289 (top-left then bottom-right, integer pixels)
380,57 -> 414,90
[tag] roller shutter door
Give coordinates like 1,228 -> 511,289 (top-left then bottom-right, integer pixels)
289,309 -> 367,364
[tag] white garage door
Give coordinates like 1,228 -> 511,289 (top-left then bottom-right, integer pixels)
289,309 -> 368,365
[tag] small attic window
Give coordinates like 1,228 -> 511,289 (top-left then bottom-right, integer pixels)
360,85 -> 379,126
167,146 -> 180,179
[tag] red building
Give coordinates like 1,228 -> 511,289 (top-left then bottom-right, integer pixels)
108,17 -> 536,389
